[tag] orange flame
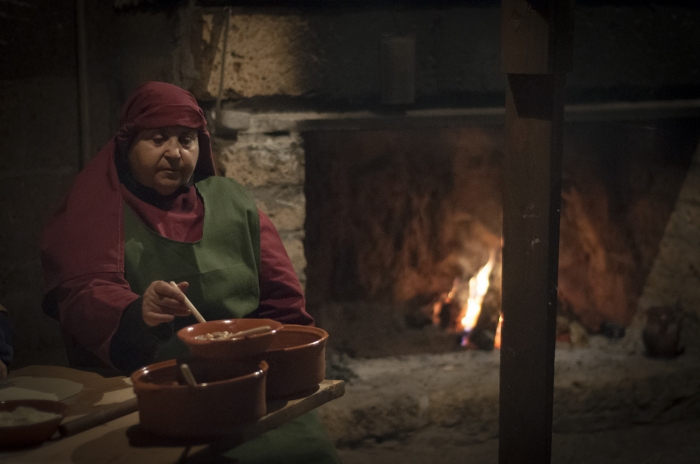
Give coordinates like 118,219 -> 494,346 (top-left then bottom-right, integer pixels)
458,250 -> 496,332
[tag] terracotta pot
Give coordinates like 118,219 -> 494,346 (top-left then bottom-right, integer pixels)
0,399 -> 67,448
131,358 -> 267,439
259,325 -> 328,399
177,318 -> 282,360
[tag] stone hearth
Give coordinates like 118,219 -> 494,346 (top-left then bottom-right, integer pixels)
318,320 -> 700,459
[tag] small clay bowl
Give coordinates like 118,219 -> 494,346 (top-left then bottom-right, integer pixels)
131,358 -> 268,439
177,318 -> 282,360
0,399 -> 67,449
260,325 -> 328,399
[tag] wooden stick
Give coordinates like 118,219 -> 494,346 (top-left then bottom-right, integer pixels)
180,363 -> 197,387
229,326 -> 272,339
58,397 -> 138,437
169,281 -> 206,323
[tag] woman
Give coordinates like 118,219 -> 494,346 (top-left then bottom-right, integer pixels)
41,81 -> 339,463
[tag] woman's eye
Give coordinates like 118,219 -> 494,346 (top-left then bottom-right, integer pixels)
152,136 -> 165,144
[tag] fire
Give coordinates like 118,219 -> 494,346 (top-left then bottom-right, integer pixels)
432,278 -> 458,325
494,314 -> 503,349
458,250 -> 496,333
432,248 -> 502,350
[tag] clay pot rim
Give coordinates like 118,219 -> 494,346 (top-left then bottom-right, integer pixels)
268,325 -> 328,353
176,319 -> 283,347
131,359 -> 268,392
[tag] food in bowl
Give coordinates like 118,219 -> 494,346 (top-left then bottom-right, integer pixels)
193,325 -> 272,341
0,407 -> 62,427
178,319 -> 282,359
0,400 -> 68,448
131,358 -> 268,439
194,330 -> 238,341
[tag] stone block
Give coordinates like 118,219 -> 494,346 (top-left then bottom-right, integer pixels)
218,132 -> 305,188
198,14 -> 317,99
219,110 -> 251,131
249,185 -> 306,233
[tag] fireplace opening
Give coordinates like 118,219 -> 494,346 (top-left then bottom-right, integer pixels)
303,117 -> 700,359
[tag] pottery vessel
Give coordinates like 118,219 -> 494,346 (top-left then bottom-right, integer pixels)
131,358 -> 267,439
259,325 -> 328,399
177,318 -> 282,360
0,399 -> 67,448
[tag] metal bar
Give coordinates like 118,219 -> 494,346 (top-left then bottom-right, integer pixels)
222,99 -> 700,134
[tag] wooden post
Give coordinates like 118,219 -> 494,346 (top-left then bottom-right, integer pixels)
499,1 -> 573,463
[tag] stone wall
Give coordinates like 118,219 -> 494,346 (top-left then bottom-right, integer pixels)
191,4 -> 700,107
214,129 -> 308,285
640,140 -> 700,321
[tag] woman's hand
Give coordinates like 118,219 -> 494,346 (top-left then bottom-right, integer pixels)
142,280 -> 192,327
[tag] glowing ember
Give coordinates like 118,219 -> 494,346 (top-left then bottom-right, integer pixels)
494,314 -> 503,349
432,278 -> 458,325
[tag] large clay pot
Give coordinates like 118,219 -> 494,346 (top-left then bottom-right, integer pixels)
259,325 -> 328,399
131,358 -> 267,439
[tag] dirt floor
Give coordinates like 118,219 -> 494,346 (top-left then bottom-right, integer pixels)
336,418 -> 700,464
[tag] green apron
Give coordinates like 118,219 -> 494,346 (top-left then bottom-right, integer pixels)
124,176 -> 261,361
123,176 -> 341,464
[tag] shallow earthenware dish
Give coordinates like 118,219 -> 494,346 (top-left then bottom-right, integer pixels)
177,318 -> 282,360
0,399 -> 68,449
258,324 -> 328,399
131,358 -> 268,439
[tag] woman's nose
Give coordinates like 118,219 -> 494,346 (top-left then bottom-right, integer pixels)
164,137 -> 182,159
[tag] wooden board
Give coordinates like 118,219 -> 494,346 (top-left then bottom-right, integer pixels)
0,377 -> 344,464
501,0 -> 574,74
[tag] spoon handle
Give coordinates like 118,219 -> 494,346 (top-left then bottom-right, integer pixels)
180,363 -> 198,387
230,326 -> 272,339
169,281 -> 206,323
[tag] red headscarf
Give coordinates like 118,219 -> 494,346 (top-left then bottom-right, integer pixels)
41,82 -> 216,299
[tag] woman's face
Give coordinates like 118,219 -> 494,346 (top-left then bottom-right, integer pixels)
127,126 -> 200,195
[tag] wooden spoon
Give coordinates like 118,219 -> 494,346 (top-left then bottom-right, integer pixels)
228,325 -> 272,339
169,281 -> 206,323
180,363 -> 198,387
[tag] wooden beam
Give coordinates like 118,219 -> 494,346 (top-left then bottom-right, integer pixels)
499,0 -> 573,463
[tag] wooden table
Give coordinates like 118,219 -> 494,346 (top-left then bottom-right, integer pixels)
0,366 -> 345,464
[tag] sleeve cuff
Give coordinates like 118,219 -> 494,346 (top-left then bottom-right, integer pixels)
110,297 -> 173,374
